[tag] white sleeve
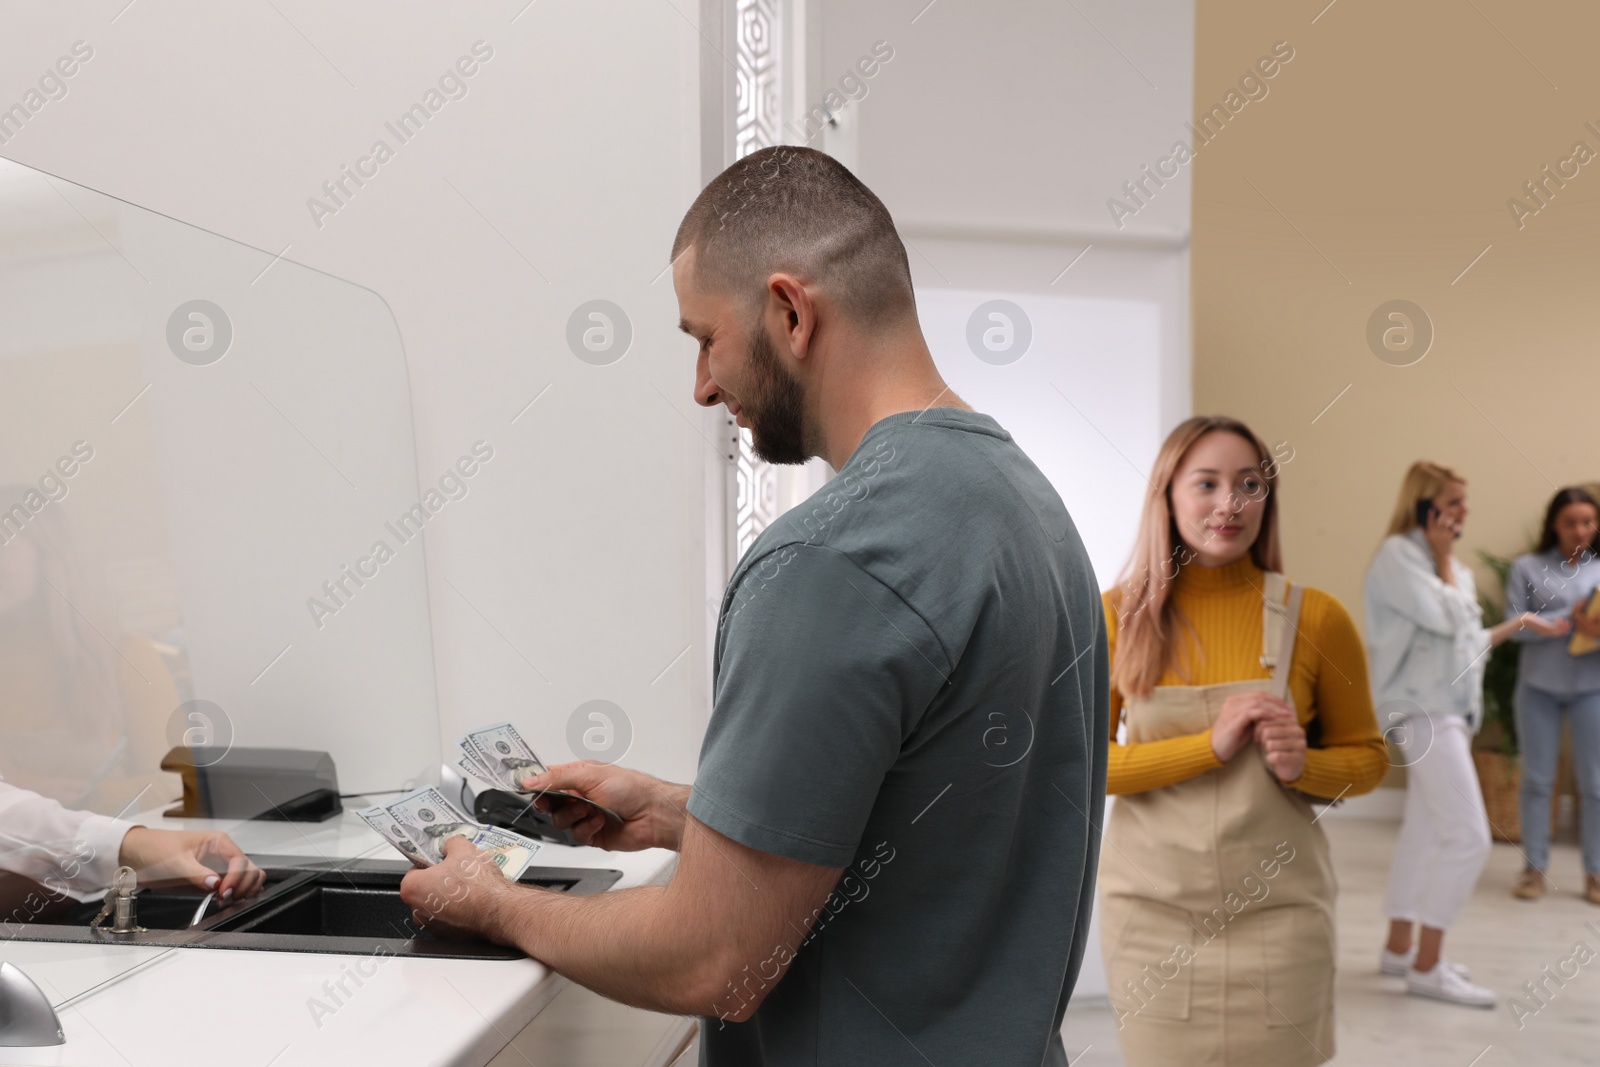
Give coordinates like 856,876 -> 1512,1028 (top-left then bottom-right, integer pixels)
1453,561 -> 1493,701
1368,536 -> 1483,637
0,781 -> 139,894
1453,560 -> 1482,620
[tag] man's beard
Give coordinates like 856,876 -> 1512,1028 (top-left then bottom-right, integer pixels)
743,319 -> 809,465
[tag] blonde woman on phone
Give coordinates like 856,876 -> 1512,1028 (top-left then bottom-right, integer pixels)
1100,416 -> 1386,1067
1365,462 -> 1570,1008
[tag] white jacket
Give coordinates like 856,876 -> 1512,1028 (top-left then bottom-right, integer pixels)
1363,530 -> 1492,731
0,781 -> 137,900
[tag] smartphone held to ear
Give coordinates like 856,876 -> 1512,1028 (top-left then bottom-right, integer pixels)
1415,498 -> 1462,540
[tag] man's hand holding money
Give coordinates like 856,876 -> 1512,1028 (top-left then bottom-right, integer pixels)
522,761 -> 690,852
398,835 -> 522,944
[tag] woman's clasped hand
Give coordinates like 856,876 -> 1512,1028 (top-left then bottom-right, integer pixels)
1210,690 -> 1306,782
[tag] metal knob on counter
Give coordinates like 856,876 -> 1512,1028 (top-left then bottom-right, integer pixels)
0,962 -> 64,1046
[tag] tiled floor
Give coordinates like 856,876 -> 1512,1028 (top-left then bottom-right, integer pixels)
1063,817 -> 1600,1065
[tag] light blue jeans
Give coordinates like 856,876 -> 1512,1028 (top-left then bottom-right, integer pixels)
1515,682 -> 1600,874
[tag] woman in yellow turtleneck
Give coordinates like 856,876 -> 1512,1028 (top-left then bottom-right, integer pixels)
1096,416 -> 1386,1067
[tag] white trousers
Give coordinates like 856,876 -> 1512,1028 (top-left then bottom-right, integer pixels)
1383,715 -> 1492,930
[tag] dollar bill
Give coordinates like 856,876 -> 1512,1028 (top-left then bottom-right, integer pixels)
456,739 -> 500,784
456,723 -> 624,824
464,722 -> 547,791
471,824 -> 540,881
353,805 -> 430,867
364,787 -> 543,880
383,786 -> 479,864
456,753 -> 495,787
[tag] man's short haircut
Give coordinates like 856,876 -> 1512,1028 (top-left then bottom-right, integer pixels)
671,146 -> 917,329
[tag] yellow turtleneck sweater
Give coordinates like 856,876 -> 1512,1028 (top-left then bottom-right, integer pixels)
1101,554 -> 1388,800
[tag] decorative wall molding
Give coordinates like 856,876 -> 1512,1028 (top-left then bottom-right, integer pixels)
731,0 -> 785,560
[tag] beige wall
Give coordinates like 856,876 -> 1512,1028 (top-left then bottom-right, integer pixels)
1193,0 -> 1600,621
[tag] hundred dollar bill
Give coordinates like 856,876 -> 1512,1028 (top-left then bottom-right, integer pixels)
456,739 -> 501,785
456,753 -> 496,788
353,805 -> 430,867
383,786 -> 485,864
471,824 -> 541,881
374,787 -> 543,879
464,722 -> 546,790
461,723 -> 622,823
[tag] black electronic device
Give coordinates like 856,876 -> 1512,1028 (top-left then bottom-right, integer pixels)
473,788 -> 586,847
160,747 -> 343,822
1415,498 -> 1462,540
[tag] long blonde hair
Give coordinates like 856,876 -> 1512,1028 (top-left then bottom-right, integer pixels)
1110,416 -> 1285,700
1383,460 -> 1466,537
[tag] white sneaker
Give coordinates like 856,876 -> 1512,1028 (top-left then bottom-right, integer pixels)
1405,962 -> 1496,1008
1380,948 -> 1471,980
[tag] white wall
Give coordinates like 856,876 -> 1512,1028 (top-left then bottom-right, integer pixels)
1,1 -> 719,787
917,288 -> 1163,584
3,0 -> 1196,1005
811,0 -> 1194,583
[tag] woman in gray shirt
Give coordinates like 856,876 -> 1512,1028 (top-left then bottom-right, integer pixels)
1506,486 -> 1600,904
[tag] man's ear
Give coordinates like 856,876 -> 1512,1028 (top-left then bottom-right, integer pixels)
766,272 -> 817,363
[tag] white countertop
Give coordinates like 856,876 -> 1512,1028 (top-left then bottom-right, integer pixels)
0,802 -> 677,1066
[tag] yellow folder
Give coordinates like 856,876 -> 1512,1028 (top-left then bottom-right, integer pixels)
1572,589 -> 1600,656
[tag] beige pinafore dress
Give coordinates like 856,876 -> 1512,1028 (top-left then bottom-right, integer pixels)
1099,574 -> 1337,1067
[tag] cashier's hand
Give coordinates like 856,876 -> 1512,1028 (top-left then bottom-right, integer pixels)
399,836 -> 516,944
116,827 -> 266,900
522,761 -> 688,852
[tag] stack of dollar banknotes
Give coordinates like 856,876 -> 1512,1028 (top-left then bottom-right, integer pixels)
353,722 -> 555,881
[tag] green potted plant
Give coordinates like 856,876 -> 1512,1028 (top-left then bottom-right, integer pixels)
1476,550 -> 1522,755
1474,548 -> 1526,840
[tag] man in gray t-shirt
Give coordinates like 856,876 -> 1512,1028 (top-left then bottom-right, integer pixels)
691,404 -> 1107,1065
400,146 -> 1108,1067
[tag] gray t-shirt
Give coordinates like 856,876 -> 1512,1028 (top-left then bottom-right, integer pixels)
689,408 -> 1109,1067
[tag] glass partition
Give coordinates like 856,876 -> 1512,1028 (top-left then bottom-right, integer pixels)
0,156 -> 441,1000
